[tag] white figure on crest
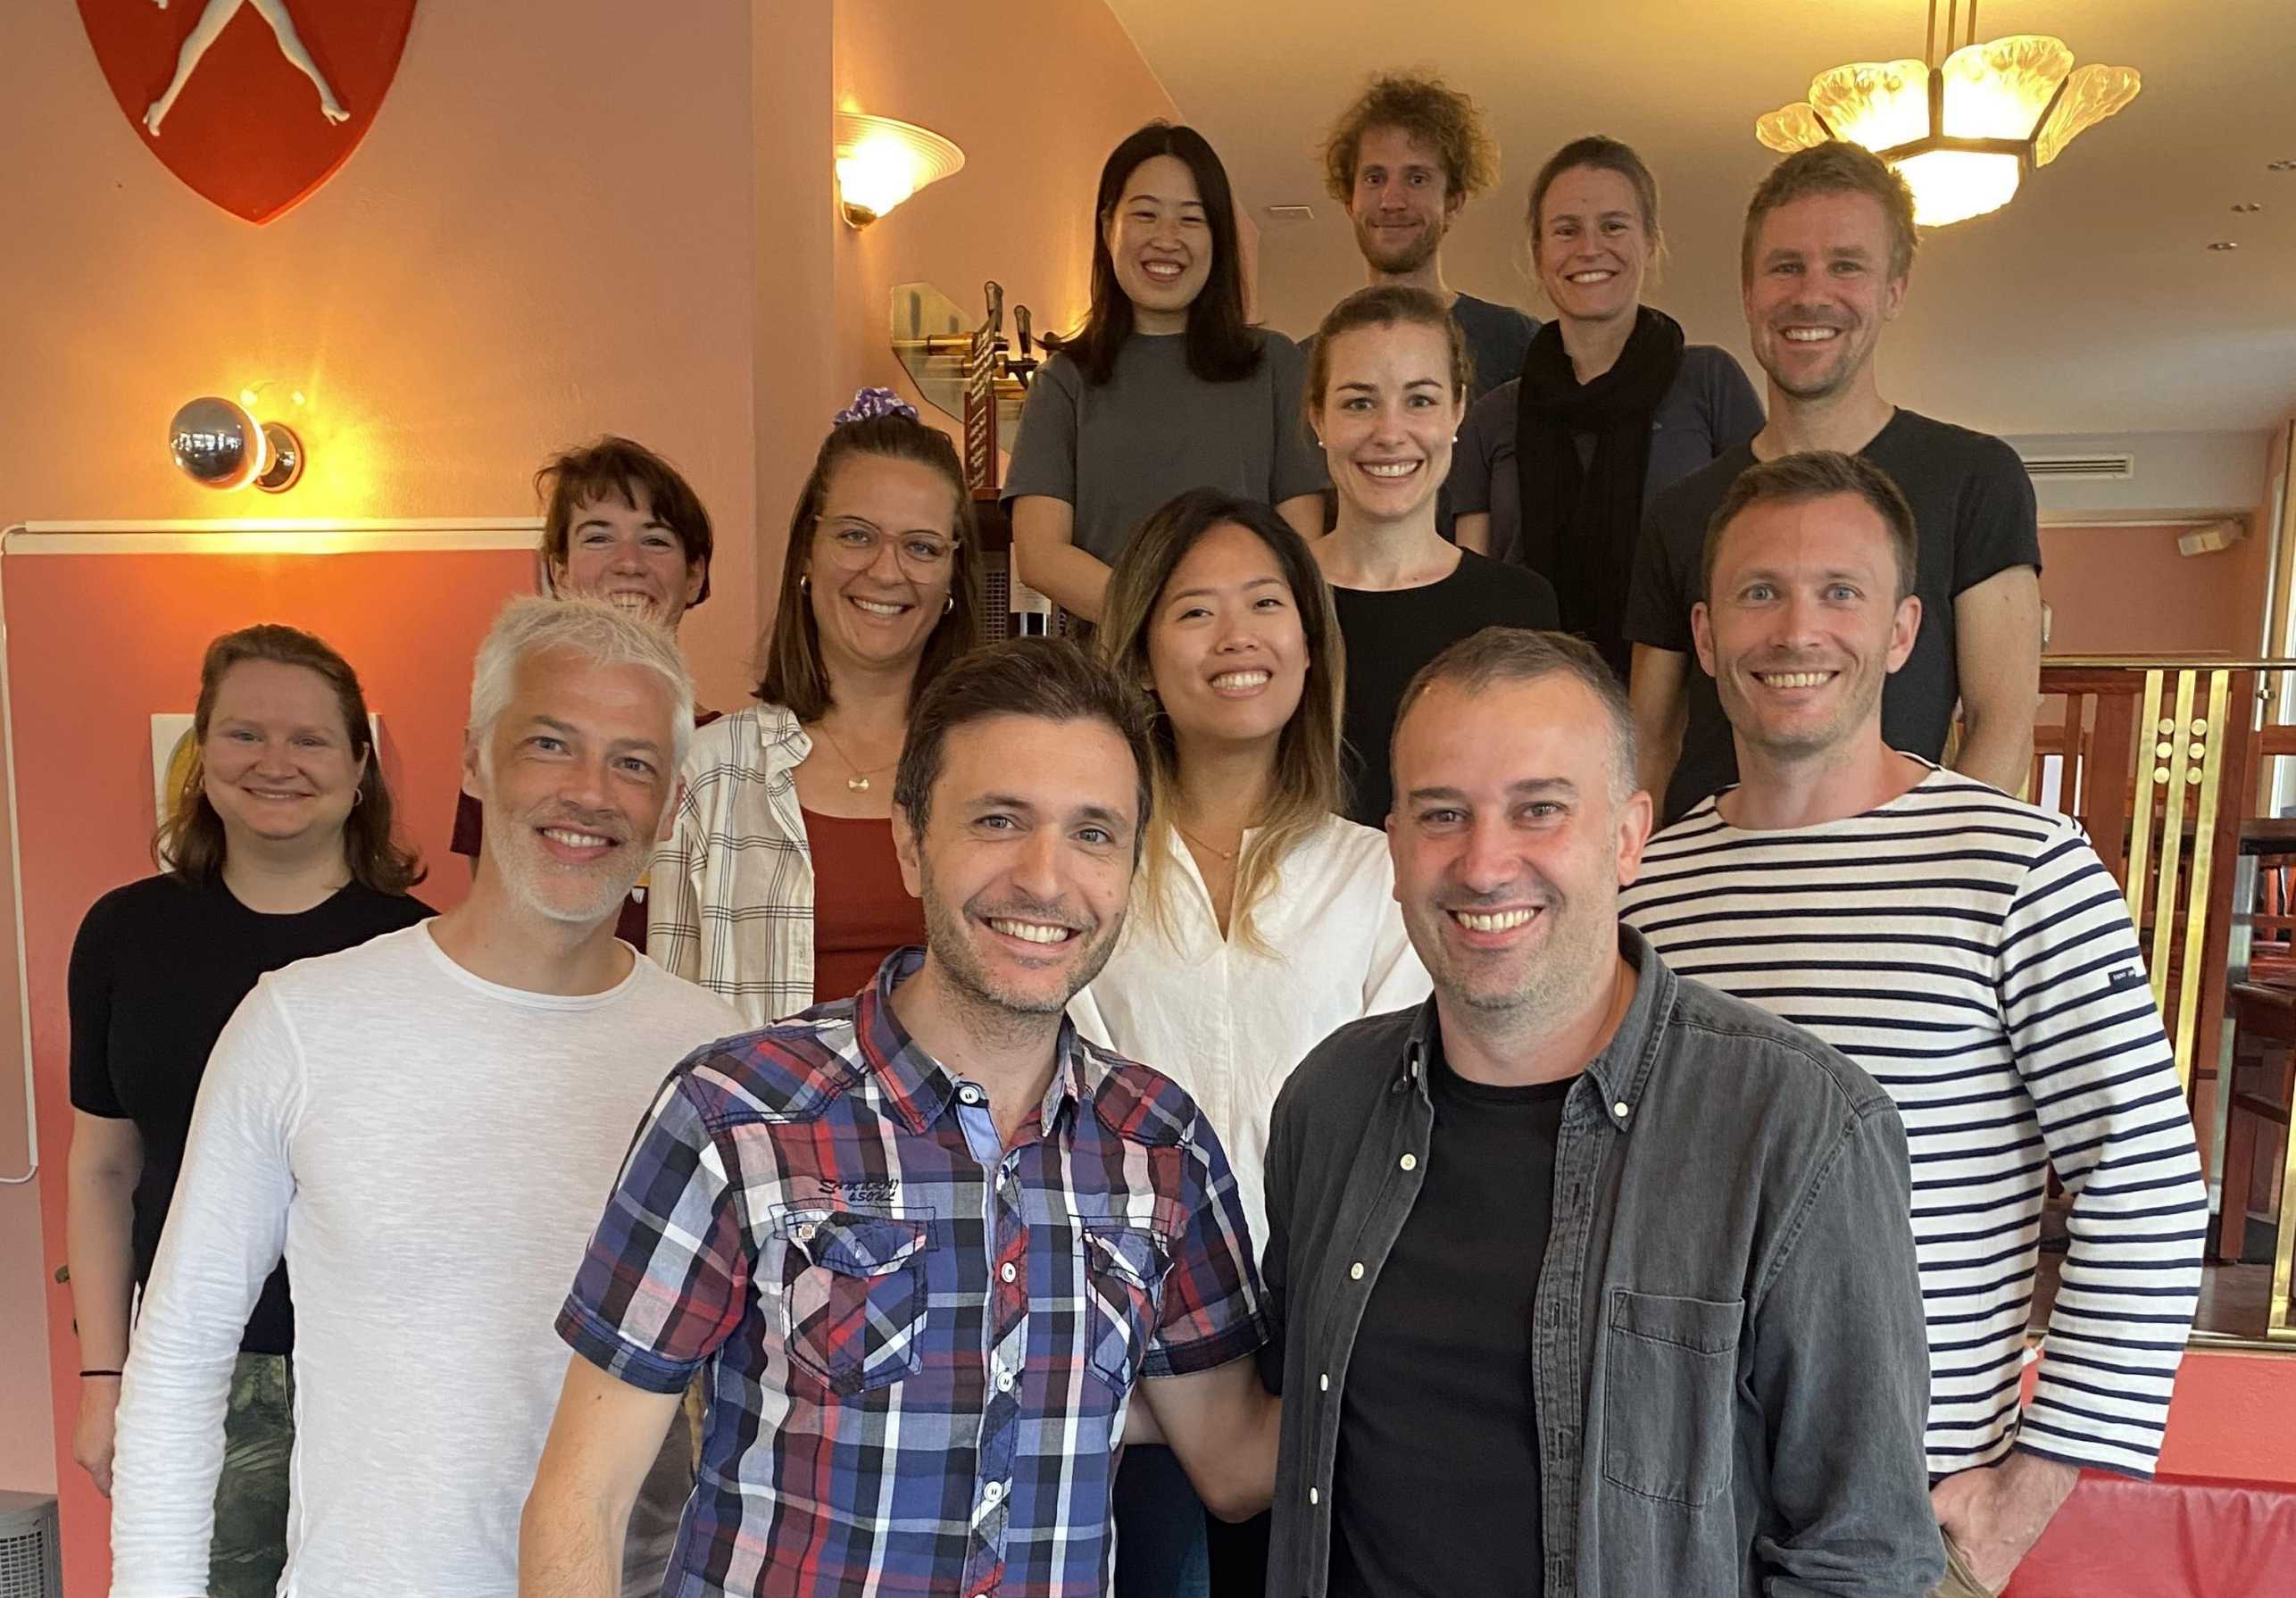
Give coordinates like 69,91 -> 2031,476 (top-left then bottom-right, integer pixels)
143,0 -> 351,137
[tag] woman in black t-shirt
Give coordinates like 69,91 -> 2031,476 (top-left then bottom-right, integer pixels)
1308,286 -> 1561,826
67,625 -> 428,1598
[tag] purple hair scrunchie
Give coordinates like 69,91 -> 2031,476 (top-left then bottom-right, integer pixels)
834,387 -> 920,427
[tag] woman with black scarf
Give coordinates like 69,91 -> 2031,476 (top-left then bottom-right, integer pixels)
1452,136 -> 1762,678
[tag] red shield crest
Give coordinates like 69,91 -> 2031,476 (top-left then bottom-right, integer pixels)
79,0 -> 418,225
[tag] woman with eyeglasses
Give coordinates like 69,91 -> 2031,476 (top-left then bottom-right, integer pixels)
651,389 -> 985,1026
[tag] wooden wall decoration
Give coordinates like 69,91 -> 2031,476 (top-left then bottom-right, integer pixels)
78,0 -> 419,224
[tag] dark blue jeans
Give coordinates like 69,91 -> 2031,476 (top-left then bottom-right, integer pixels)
1114,1444 -> 1209,1598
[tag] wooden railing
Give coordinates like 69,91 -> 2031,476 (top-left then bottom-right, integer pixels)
2038,658 -> 2292,1339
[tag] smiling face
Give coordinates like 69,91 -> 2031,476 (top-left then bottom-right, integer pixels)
1693,491 -> 1920,766
805,452 -> 961,680
1743,190 -> 1907,403
1349,124 -> 1458,276
1102,154 -> 1212,333
1144,521 -> 1310,751
465,646 -> 679,928
1315,319 -> 1465,525
552,485 -> 705,628
1388,675 -> 1648,1029
1534,163 -> 1653,324
895,712 -> 1137,1018
201,659 -> 368,856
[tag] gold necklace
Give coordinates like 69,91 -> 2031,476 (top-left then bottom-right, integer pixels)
809,720 -> 900,793
1174,820 -> 1241,863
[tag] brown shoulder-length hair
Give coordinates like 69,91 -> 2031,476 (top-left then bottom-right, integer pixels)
155,625 -> 425,893
753,410 -> 986,720
1065,121 -> 1264,387
1098,488 -> 1344,957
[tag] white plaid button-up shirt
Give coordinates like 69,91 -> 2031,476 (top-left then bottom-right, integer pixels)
649,703 -> 819,1028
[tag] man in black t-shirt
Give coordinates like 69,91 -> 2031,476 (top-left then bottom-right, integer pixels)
1624,142 -> 2040,823
1258,628 -> 1940,1598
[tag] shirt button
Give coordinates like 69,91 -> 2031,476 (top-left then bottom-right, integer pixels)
998,1368 -> 1015,1393
983,1481 -> 1004,1506
1399,1153 -> 1418,1171
1613,1101 -> 1631,1119
795,1222 -> 818,1242
1319,1373 -> 1329,1392
960,1086 -> 982,1104
1309,1486 -> 1320,1505
1000,1262 -> 1018,1284
1348,1262 -> 1364,1280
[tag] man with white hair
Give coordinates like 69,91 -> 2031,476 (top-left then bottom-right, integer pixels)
109,596 -> 743,1598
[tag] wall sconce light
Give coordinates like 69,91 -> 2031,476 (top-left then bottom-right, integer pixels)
168,395 -> 304,493
835,112 -> 965,229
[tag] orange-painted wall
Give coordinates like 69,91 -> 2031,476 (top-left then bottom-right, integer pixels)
8,543 -> 535,1594
2040,521 -> 2271,656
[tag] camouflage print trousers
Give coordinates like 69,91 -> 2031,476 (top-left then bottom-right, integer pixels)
210,1352 -> 293,1598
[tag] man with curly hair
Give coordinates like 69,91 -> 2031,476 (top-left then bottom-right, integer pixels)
1320,71 -> 1536,401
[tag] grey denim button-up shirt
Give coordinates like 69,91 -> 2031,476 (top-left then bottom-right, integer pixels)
1259,928 -> 1944,1598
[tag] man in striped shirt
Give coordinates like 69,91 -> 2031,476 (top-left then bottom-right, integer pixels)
1620,451 -> 2207,1596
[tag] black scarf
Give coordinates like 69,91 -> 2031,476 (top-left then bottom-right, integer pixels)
1512,304 -> 1685,678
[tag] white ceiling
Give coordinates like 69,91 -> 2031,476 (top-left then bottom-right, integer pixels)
1104,0 -> 2296,438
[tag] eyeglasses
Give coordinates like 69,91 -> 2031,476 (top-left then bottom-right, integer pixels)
815,517 -> 960,575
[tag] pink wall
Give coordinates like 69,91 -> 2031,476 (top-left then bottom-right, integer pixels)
2041,521 -> 2271,656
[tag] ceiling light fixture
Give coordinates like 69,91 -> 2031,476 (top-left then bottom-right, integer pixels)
1756,1 -> 2141,227
2207,241 -> 2240,252
834,112 -> 965,229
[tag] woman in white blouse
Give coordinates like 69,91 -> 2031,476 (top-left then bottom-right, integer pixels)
1077,487 -> 1427,1595
651,389 -> 984,1026
1076,484 -> 1427,1236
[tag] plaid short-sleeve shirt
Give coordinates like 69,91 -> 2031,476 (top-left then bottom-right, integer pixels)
559,949 -> 1266,1598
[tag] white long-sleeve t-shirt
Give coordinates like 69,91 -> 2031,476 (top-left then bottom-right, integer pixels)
109,923 -> 743,1598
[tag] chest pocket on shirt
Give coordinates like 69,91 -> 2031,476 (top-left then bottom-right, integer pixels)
779,1211 -> 931,1396
1601,1289 -> 1743,1507
1078,1222 -> 1171,1394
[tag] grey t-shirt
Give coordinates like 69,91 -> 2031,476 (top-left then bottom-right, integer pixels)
1450,345 -> 1765,564
1446,292 -> 1540,403
1002,331 -> 1327,563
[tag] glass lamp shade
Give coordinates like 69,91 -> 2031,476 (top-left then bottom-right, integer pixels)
1808,58 -> 1931,152
834,112 -> 965,227
2036,62 -> 2142,167
1940,35 -> 2073,140
1895,148 -> 2023,225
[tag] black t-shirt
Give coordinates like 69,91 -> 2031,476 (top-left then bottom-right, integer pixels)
1334,549 -> 1560,826
1624,407 -> 2041,823
1329,1052 -> 1571,1598
68,874 -> 433,1355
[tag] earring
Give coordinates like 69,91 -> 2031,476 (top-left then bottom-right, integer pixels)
352,787 -> 365,809
799,572 -> 810,593
943,594 -> 955,615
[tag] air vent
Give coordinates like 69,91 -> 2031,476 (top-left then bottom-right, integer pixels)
1264,204 -> 1315,222
2019,453 -> 2134,481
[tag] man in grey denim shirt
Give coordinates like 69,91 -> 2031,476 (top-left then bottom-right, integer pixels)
1259,627 -> 1942,1597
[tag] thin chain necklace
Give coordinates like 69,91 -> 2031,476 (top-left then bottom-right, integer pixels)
810,720 -> 900,793
1174,820 -> 1242,863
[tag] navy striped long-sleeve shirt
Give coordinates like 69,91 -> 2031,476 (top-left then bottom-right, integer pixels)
1621,765 -> 2208,1477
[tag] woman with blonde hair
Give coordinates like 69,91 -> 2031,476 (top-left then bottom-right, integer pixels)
1073,487 -> 1426,1598
66,624 -> 428,1597
653,389 -> 985,1024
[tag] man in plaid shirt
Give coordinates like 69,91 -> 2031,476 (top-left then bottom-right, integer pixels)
522,638 -> 1277,1597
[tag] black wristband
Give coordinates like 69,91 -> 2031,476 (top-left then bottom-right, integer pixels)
79,1368 -> 123,1378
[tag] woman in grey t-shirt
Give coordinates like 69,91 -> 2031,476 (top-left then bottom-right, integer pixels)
1005,122 -> 1327,624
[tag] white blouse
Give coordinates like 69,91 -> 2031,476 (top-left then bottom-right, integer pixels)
1070,812 -> 1429,1257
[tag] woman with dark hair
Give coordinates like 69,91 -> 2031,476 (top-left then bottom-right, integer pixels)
1451,135 -> 1761,675
1005,121 -> 1327,623
66,624 -> 428,1598
1309,286 -> 1561,827
652,388 -> 985,1026
1072,487 -> 1426,1598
